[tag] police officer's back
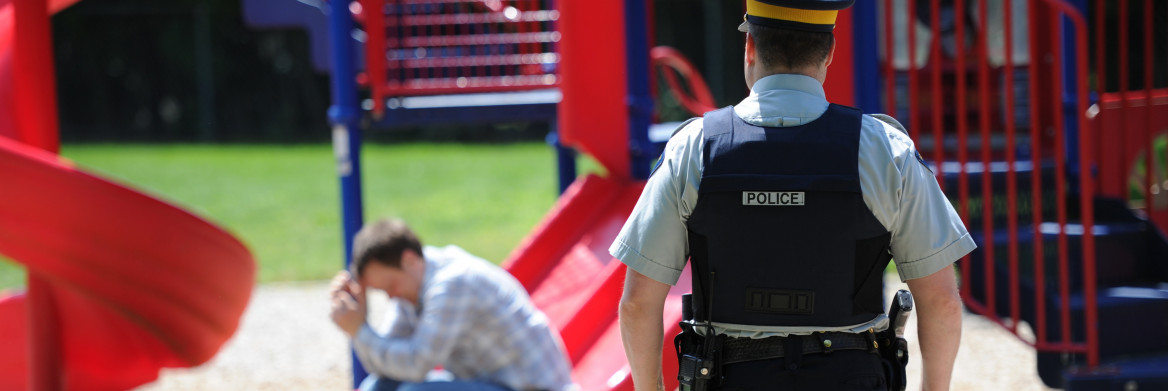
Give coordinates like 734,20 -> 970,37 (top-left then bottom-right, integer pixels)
613,1 -> 976,390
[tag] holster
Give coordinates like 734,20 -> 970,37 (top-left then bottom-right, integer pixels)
877,331 -> 909,391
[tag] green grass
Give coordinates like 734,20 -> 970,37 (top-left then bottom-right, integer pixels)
0,143 -> 560,290
0,256 -> 22,293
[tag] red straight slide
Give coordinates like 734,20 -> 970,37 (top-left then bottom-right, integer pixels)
0,137 -> 255,390
503,174 -> 690,391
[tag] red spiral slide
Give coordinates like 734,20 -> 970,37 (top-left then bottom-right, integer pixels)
0,0 -> 255,389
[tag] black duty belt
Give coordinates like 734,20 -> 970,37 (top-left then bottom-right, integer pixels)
720,331 -> 877,365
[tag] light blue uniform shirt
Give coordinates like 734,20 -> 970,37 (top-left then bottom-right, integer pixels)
609,74 -> 977,337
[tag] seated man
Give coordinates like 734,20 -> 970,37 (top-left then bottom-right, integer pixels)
329,218 -> 574,391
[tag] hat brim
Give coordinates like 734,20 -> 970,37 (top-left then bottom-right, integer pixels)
739,15 -> 837,33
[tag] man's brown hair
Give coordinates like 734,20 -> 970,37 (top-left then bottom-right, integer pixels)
350,218 -> 423,277
749,23 -> 835,70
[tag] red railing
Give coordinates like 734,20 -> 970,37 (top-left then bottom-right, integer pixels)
651,46 -> 717,117
880,0 -> 1099,366
354,0 -> 560,117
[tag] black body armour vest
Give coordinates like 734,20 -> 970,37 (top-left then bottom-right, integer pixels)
686,104 -> 893,328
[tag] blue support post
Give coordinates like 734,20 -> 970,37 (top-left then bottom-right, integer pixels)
851,0 -> 882,114
625,0 -> 655,179
1062,0 -> 1087,189
325,0 -> 368,386
546,120 -> 578,194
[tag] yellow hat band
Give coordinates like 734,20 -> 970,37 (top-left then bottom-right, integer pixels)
744,0 -> 839,31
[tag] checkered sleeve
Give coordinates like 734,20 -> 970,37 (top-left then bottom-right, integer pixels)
353,277 -> 477,381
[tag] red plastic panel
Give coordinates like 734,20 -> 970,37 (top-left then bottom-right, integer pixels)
0,138 -> 256,389
503,175 -> 685,391
823,7 -> 855,106
555,0 -> 630,179
504,174 -> 640,336
0,293 -> 29,391
1096,89 -> 1168,231
0,0 -> 13,142
10,0 -> 58,153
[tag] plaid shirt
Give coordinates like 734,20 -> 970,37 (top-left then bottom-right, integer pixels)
354,245 -> 574,391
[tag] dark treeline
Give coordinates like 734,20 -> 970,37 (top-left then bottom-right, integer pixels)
53,0 -> 331,142
46,0 -> 740,143
49,1 -> 1162,143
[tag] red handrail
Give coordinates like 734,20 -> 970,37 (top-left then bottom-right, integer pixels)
954,0 -> 971,303
650,46 -> 716,117
1058,0 -> 1096,367
1050,3 -> 1072,354
883,0 -> 896,121
928,0 -> 944,190
906,0 -> 919,142
881,0 -> 1099,368
1028,0 -> 1049,348
977,0 -> 996,320
1144,0 -> 1156,216
1031,0 -> 1097,367
1119,0 -> 1131,200
1002,0 -> 1021,335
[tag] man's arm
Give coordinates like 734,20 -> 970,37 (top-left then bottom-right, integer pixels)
905,266 -> 963,391
619,266 -> 672,391
351,278 -> 475,382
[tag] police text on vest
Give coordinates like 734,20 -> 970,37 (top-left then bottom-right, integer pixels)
742,191 -> 805,206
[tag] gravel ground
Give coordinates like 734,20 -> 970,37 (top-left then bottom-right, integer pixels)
136,276 -> 1055,391
886,278 -> 1055,391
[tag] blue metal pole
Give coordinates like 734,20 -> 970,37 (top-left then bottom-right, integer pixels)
325,0 -> 368,386
1062,0 -> 1088,188
851,0 -> 882,114
546,120 -> 578,194
625,0 -> 654,179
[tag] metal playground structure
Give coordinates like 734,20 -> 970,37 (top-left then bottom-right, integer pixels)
264,0 -> 1166,389
0,0 -> 1164,390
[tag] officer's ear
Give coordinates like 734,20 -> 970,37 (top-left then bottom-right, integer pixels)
824,38 -> 836,68
744,32 -> 757,67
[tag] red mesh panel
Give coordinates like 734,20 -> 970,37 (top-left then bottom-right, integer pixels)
358,0 -> 560,114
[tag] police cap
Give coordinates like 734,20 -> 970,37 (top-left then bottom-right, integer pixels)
737,0 -> 855,33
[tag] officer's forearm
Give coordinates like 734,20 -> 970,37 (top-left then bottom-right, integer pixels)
619,269 -> 671,391
916,293 -> 961,390
620,298 -> 665,391
908,269 -> 963,391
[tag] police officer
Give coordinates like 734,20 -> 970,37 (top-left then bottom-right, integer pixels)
612,1 -> 976,390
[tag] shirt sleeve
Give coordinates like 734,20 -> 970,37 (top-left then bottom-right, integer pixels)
865,114 -> 978,281
379,304 -> 413,338
609,119 -> 705,286
353,276 -> 476,381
